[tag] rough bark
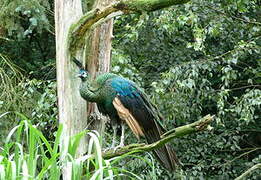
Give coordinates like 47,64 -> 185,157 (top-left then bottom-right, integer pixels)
54,0 -> 87,179
84,0 -> 113,138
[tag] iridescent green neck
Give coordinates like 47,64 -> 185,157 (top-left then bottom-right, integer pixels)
79,77 -> 99,102
79,73 -> 117,102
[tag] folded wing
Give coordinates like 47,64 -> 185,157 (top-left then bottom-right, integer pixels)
111,78 -> 179,170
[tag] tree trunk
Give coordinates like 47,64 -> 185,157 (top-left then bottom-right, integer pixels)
54,0 -> 87,179
55,0 -> 112,178
85,0 -> 113,137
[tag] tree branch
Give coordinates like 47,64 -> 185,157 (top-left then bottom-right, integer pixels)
68,0 -> 191,55
101,114 -> 214,159
207,4 -> 261,26
114,0 -> 191,12
235,163 -> 261,180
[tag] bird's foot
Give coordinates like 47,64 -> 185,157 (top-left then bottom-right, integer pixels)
89,113 -> 100,122
103,142 -> 124,153
113,143 -> 125,153
103,141 -> 117,152
103,147 -> 113,152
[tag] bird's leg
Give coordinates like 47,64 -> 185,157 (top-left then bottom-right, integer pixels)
113,122 -> 125,152
119,123 -> 125,147
110,124 -> 117,149
104,123 -> 125,152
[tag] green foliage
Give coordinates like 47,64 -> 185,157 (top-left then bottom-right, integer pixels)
0,55 -> 25,144
112,0 -> 261,179
0,113 -> 142,179
0,54 -> 24,103
0,0 -> 55,78
0,78 -> 58,145
111,49 -> 143,86
0,0 -> 260,179
0,0 -> 51,39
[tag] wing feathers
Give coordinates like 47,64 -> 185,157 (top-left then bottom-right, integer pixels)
113,97 -> 144,138
110,79 -> 179,170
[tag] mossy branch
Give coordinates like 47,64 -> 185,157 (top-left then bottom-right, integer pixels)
68,0 -> 191,56
101,114 -> 214,159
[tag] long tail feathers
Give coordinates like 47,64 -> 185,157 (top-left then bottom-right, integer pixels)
153,143 -> 179,171
144,127 -> 180,171
113,91 -> 180,170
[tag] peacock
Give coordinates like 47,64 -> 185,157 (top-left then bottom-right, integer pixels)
73,58 -> 179,170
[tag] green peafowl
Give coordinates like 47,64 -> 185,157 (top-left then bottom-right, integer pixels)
73,58 -> 179,171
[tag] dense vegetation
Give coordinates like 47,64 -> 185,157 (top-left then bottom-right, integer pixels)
0,0 -> 260,179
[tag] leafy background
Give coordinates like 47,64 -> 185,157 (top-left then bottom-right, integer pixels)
0,0 -> 260,179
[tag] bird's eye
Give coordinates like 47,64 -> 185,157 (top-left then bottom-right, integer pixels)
82,71 -> 87,77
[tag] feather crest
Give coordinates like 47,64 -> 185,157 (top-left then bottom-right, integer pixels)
72,58 -> 84,69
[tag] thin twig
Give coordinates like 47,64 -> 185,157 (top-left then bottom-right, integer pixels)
222,148 -> 261,167
207,4 -> 261,26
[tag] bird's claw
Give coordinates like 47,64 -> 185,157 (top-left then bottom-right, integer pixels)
89,113 -> 99,122
103,147 -> 112,152
103,143 -> 124,153
113,143 -> 125,153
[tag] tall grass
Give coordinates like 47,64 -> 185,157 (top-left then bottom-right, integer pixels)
0,112 -> 143,179
0,54 -> 24,101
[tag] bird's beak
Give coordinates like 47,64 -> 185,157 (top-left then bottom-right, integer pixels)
76,74 -> 81,77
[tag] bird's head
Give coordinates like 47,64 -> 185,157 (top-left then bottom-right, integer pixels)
77,69 -> 88,81
72,58 -> 88,81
